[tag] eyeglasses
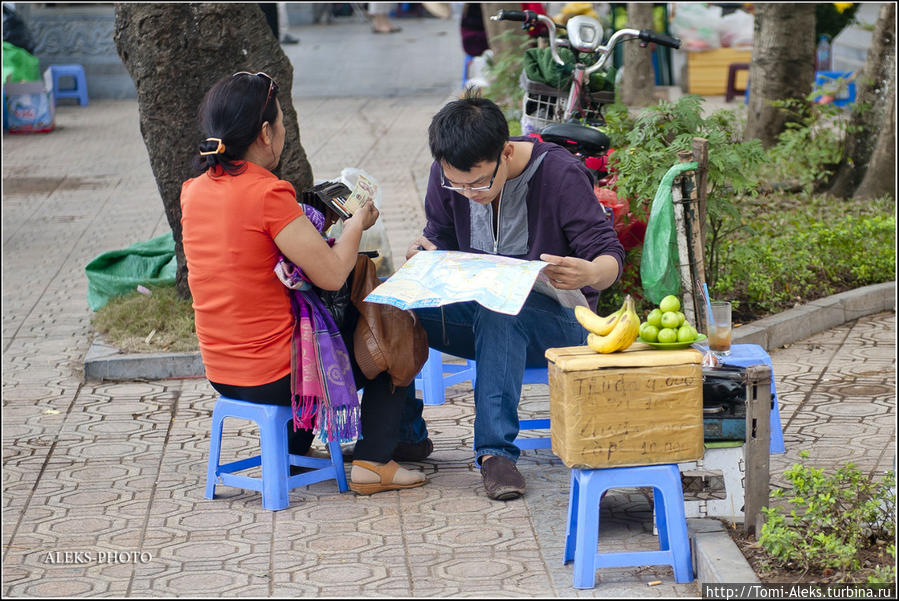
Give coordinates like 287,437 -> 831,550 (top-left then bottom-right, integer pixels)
232,71 -> 280,127
441,149 -> 503,192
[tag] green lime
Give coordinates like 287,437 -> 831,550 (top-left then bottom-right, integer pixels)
657,327 -> 678,344
639,323 -> 659,342
677,325 -> 695,342
660,311 -> 680,329
659,295 -> 681,313
646,308 -> 663,328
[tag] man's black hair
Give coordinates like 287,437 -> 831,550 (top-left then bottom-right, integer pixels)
428,89 -> 509,172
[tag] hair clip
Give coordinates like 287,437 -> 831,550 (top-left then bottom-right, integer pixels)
199,137 -> 226,156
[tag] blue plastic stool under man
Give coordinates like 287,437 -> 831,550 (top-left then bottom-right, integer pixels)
414,350 -> 551,449
205,396 -> 348,511
48,64 -> 89,107
564,464 -> 693,589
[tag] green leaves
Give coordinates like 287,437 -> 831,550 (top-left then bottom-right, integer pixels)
758,453 -> 896,580
604,94 -> 765,226
715,202 -> 895,316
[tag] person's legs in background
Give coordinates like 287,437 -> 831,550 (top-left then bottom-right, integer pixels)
258,3 -> 279,39
369,2 -> 401,33
277,2 -> 299,44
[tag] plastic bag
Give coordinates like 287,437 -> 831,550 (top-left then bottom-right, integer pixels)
670,3 -> 722,51
640,161 -> 697,304
2,40 -> 40,84
719,10 -> 754,48
85,232 -> 177,311
5,77 -> 54,134
326,168 -> 394,276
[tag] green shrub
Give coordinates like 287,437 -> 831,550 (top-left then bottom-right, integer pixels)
759,450 -> 896,580
716,205 -> 895,316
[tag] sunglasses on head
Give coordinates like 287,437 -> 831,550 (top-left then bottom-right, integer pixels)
232,71 -> 280,127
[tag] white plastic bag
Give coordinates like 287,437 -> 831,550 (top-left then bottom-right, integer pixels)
670,3 -> 722,51
328,167 -> 394,274
719,10 -> 754,48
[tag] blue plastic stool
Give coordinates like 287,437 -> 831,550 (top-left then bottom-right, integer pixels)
564,464 -> 693,589
415,351 -> 553,450
516,367 -> 551,450
720,344 -> 785,454
204,396 -> 348,511
814,71 -> 856,107
48,64 -> 89,106
462,54 -> 475,88
414,348 -> 476,406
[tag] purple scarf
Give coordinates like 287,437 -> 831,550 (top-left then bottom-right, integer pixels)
275,205 -> 360,444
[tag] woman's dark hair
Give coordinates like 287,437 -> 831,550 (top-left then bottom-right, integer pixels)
428,89 -> 508,172
192,72 -> 280,175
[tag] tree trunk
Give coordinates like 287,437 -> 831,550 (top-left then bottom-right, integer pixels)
744,4 -> 816,147
828,3 -> 895,199
113,3 -> 314,299
852,83 -> 895,200
481,3 -> 530,61
619,3 -> 655,108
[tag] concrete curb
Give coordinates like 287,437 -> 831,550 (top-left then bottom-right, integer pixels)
83,281 -> 896,382
83,336 -> 205,381
689,519 -> 760,586
732,281 -> 896,349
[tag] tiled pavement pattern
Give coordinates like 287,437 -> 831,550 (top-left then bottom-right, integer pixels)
3,16 -> 896,598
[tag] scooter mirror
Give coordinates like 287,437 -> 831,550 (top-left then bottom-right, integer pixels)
566,15 -> 603,53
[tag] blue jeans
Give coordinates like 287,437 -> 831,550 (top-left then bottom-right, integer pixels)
400,291 -> 587,464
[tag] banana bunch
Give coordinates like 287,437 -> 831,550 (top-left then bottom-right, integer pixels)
575,295 -> 641,353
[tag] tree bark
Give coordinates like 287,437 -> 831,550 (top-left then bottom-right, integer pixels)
828,3 -> 895,199
852,83 -> 895,200
619,3 -> 655,108
744,4 -> 816,147
113,3 -> 314,299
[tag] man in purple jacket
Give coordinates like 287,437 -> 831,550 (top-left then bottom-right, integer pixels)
401,94 -> 625,500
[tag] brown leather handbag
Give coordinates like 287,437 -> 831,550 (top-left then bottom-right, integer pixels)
349,253 -> 429,388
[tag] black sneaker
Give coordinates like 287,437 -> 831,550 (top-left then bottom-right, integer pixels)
480,456 -> 526,500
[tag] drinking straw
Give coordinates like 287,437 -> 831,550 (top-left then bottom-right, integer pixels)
702,282 -> 714,325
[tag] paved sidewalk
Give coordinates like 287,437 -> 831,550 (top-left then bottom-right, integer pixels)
3,16 -> 896,599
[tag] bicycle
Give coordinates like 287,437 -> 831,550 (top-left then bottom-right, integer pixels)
490,9 -> 681,180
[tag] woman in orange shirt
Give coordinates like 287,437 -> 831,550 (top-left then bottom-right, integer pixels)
181,72 -> 425,494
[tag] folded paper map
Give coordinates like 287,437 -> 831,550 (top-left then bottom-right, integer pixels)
363,250 -> 588,315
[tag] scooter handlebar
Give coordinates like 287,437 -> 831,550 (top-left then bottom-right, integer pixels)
491,9 -> 529,22
638,29 -> 681,49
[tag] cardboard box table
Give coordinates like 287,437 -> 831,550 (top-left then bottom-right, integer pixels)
546,346 -> 704,469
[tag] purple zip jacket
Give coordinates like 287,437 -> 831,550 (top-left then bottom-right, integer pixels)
422,137 -> 625,310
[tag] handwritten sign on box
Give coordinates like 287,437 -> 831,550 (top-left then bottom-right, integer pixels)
546,346 -> 704,469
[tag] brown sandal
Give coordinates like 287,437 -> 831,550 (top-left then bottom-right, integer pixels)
349,460 -> 426,495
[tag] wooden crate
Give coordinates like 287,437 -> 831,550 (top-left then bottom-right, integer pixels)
686,48 -> 752,96
546,346 -> 704,469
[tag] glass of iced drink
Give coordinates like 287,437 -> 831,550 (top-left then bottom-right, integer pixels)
707,301 -> 732,357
